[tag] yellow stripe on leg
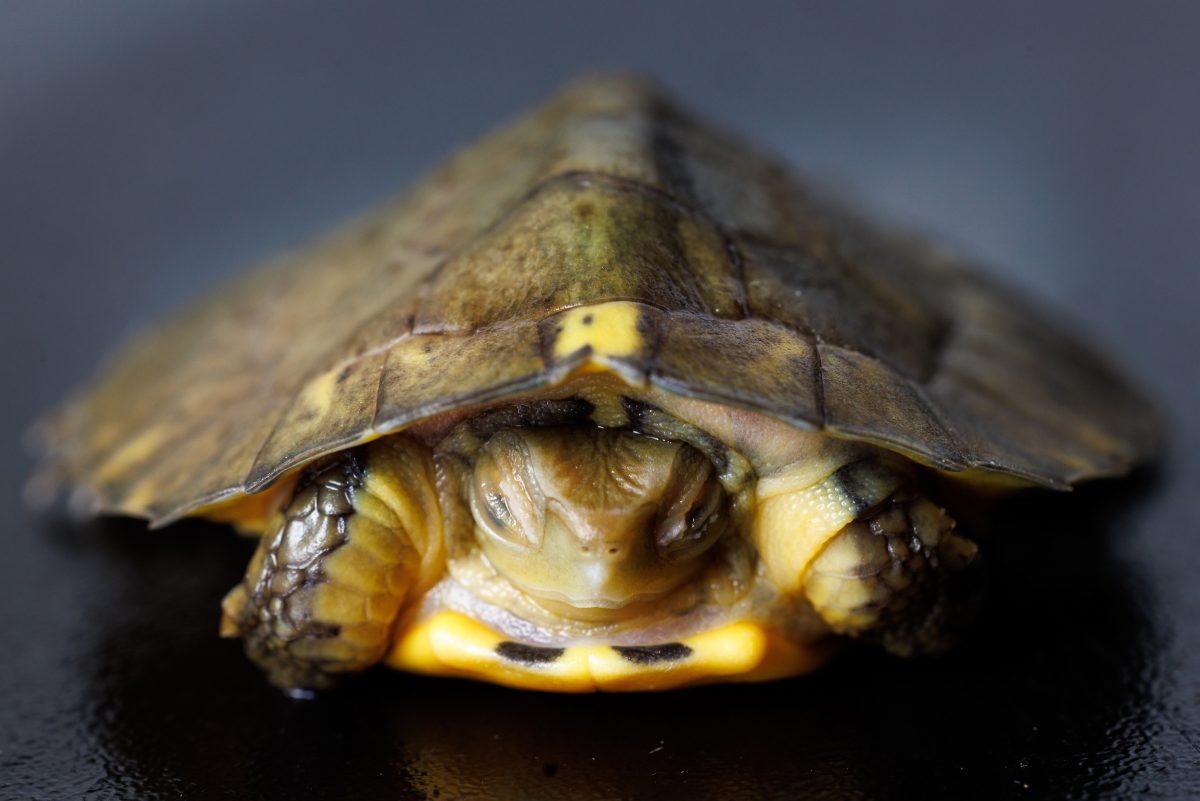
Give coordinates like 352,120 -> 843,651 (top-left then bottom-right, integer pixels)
754,458 -> 904,594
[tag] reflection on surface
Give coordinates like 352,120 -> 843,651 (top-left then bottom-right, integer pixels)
60,479 -> 1161,799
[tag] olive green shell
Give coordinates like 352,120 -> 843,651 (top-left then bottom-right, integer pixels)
36,75 -> 1159,526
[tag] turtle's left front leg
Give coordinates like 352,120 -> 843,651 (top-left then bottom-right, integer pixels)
754,456 -> 979,655
221,437 -> 444,692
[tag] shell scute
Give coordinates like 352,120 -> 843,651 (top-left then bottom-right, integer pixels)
35,75 -> 1159,525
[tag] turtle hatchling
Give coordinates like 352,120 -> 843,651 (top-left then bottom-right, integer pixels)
33,75 -> 1160,693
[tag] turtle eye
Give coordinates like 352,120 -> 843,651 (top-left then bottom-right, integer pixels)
656,468 -> 726,563
481,490 -> 513,529
686,489 -> 722,537
471,435 -> 544,550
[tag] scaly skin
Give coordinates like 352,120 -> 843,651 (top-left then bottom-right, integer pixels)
755,456 -> 979,654
221,415 -> 978,692
803,491 -> 979,654
33,78 -> 1152,693
220,438 -> 442,690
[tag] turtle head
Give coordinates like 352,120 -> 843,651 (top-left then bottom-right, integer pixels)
469,426 -> 727,620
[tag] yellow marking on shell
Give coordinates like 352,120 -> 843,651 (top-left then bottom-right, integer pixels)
387,612 -> 836,692
295,367 -> 340,419
553,301 -> 645,363
1077,421 -> 1122,455
93,426 -> 169,481
119,476 -> 186,519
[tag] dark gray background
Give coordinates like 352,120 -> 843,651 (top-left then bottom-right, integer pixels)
2,2 -> 1198,799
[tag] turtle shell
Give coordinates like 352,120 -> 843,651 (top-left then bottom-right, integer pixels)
35,75 -> 1160,527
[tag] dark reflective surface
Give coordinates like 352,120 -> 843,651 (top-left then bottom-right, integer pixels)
1,477 -> 1179,800
4,3 -> 1199,799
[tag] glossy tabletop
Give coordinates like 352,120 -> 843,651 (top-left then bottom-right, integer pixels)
3,3 -> 1197,798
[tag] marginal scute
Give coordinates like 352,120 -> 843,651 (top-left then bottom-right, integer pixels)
925,275 -> 1160,485
655,315 -> 820,426
818,345 -> 969,472
365,325 -> 547,464
249,351 -> 389,491
35,74 -> 1160,525
742,238 -> 948,382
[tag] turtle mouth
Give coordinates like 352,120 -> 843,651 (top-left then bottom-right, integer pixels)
478,544 -> 728,624
438,535 -> 767,646
522,586 -> 683,623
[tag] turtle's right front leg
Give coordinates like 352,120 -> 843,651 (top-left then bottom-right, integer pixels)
221,437 -> 444,692
754,456 -> 979,656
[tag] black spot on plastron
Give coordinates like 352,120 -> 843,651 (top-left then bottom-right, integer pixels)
496,642 -> 566,665
612,643 -> 693,665
582,313 -> 593,325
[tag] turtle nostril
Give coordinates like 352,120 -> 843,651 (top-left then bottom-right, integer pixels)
580,544 -> 622,558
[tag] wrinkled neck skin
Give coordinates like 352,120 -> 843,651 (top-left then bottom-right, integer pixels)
415,375 -> 866,645
471,426 -> 727,620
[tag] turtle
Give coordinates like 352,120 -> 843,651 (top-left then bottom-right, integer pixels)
32,74 -> 1160,693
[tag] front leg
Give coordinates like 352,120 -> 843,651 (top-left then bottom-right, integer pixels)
754,457 -> 978,655
221,437 -> 443,691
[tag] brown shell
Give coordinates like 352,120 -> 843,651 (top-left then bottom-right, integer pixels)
35,74 -> 1160,526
